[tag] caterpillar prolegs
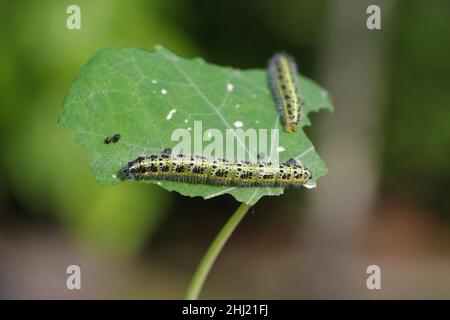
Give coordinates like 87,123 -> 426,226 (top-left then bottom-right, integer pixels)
123,149 -> 313,188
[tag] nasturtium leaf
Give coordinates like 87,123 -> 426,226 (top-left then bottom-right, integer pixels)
59,46 -> 333,205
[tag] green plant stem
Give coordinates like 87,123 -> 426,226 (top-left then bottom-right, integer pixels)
185,202 -> 251,300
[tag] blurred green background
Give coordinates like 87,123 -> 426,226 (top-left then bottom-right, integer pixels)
0,0 -> 449,299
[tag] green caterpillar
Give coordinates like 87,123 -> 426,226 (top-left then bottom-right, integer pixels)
267,52 -> 304,133
123,149 -> 312,188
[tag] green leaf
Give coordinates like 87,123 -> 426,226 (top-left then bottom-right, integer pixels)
59,46 -> 333,206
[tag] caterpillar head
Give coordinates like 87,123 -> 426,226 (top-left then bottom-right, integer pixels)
285,122 -> 299,133
304,169 -> 313,182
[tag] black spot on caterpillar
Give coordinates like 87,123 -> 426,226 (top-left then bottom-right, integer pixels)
104,133 -> 121,144
122,148 -> 313,188
267,52 -> 304,133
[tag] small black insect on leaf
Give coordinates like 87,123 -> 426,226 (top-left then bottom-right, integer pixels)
104,133 -> 121,144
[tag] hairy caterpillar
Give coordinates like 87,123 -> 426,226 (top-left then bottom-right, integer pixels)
267,53 -> 303,133
104,133 -> 121,144
123,149 -> 313,188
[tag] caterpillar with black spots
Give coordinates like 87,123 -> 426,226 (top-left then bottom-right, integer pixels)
267,52 -> 304,133
123,149 -> 313,188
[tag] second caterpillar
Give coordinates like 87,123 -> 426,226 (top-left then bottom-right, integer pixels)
267,52 -> 304,133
